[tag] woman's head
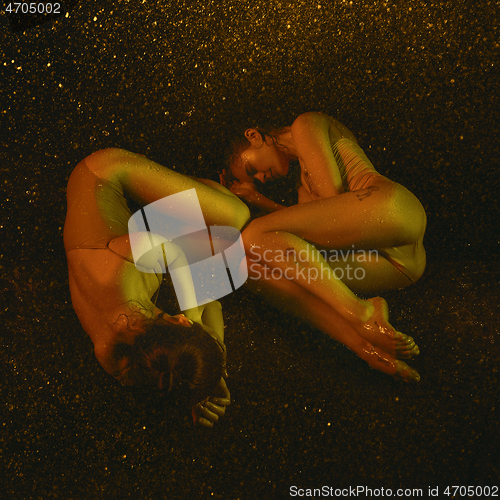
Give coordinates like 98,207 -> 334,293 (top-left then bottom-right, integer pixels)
227,127 -> 291,185
117,322 -> 225,405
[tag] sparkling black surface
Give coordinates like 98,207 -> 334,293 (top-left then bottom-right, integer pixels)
1,1 -> 498,498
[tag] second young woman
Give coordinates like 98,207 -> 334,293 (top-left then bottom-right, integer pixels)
221,112 -> 426,382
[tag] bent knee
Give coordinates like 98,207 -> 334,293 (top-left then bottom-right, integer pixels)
241,218 -> 263,245
191,178 -> 250,229
205,300 -> 222,312
84,148 -> 137,178
383,183 -> 427,244
400,199 -> 427,244
241,217 -> 280,252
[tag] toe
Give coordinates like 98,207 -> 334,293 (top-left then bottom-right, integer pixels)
394,361 -> 420,382
397,342 -> 420,359
395,333 -> 415,349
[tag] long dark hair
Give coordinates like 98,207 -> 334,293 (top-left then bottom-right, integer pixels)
116,322 -> 225,405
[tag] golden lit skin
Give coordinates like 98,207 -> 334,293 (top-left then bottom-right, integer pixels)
230,128 -> 296,184
65,148 -> 250,426
222,112 -> 425,383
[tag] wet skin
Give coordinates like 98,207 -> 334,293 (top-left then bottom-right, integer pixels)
230,129 -> 293,185
225,114 -> 423,382
230,132 -> 421,362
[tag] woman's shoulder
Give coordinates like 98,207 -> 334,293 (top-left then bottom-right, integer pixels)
290,112 -> 339,149
291,112 -> 337,141
292,111 -> 331,127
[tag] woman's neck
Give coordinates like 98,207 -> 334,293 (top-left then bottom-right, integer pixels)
273,127 -> 298,159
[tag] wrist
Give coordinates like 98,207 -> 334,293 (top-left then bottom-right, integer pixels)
183,307 -> 202,324
245,191 -> 263,204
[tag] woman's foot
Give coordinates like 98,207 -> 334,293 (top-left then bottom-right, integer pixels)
393,359 -> 421,383
354,297 -> 420,360
360,343 -> 421,383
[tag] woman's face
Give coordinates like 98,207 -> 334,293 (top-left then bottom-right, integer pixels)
230,130 -> 290,184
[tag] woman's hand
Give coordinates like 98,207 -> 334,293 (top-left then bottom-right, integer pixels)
192,377 -> 231,428
220,169 -> 258,200
182,306 -> 203,325
219,168 -> 232,188
158,312 -> 193,327
229,180 -> 259,200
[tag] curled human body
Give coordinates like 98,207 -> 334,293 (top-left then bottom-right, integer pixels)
64,148 -> 250,426
222,112 -> 426,382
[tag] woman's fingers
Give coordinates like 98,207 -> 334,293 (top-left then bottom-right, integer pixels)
209,397 -> 231,407
195,402 -> 224,427
198,417 -> 214,428
204,401 -> 226,417
175,314 -> 194,326
161,313 -> 193,327
192,378 -> 231,427
219,169 -> 231,188
209,377 -> 231,404
229,183 -> 243,195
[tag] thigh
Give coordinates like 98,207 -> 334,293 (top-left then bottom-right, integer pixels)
248,178 -> 424,250
321,249 -> 414,295
85,148 -> 250,230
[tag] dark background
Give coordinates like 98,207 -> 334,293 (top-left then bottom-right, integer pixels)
1,1 -> 498,499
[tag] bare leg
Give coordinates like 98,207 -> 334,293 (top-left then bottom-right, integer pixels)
84,148 -> 251,230
246,263 -> 420,382
242,180 -> 425,357
319,248 -> 413,295
200,300 -> 225,341
246,178 -> 425,250
247,247 -> 418,360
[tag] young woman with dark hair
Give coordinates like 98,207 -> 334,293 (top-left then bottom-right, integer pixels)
221,112 -> 426,383
64,147 -> 250,427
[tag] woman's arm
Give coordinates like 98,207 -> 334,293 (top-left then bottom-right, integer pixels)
114,231 -> 200,312
291,112 -> 344,198
188,300 -> 231,428
220,171 -> 286,213
199,300 -> 224,341
243,189 -> 287,213
84,148 -> 250,230
186,300 -> 226,364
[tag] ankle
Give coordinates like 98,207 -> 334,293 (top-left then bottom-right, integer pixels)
357,299 -> 375,323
